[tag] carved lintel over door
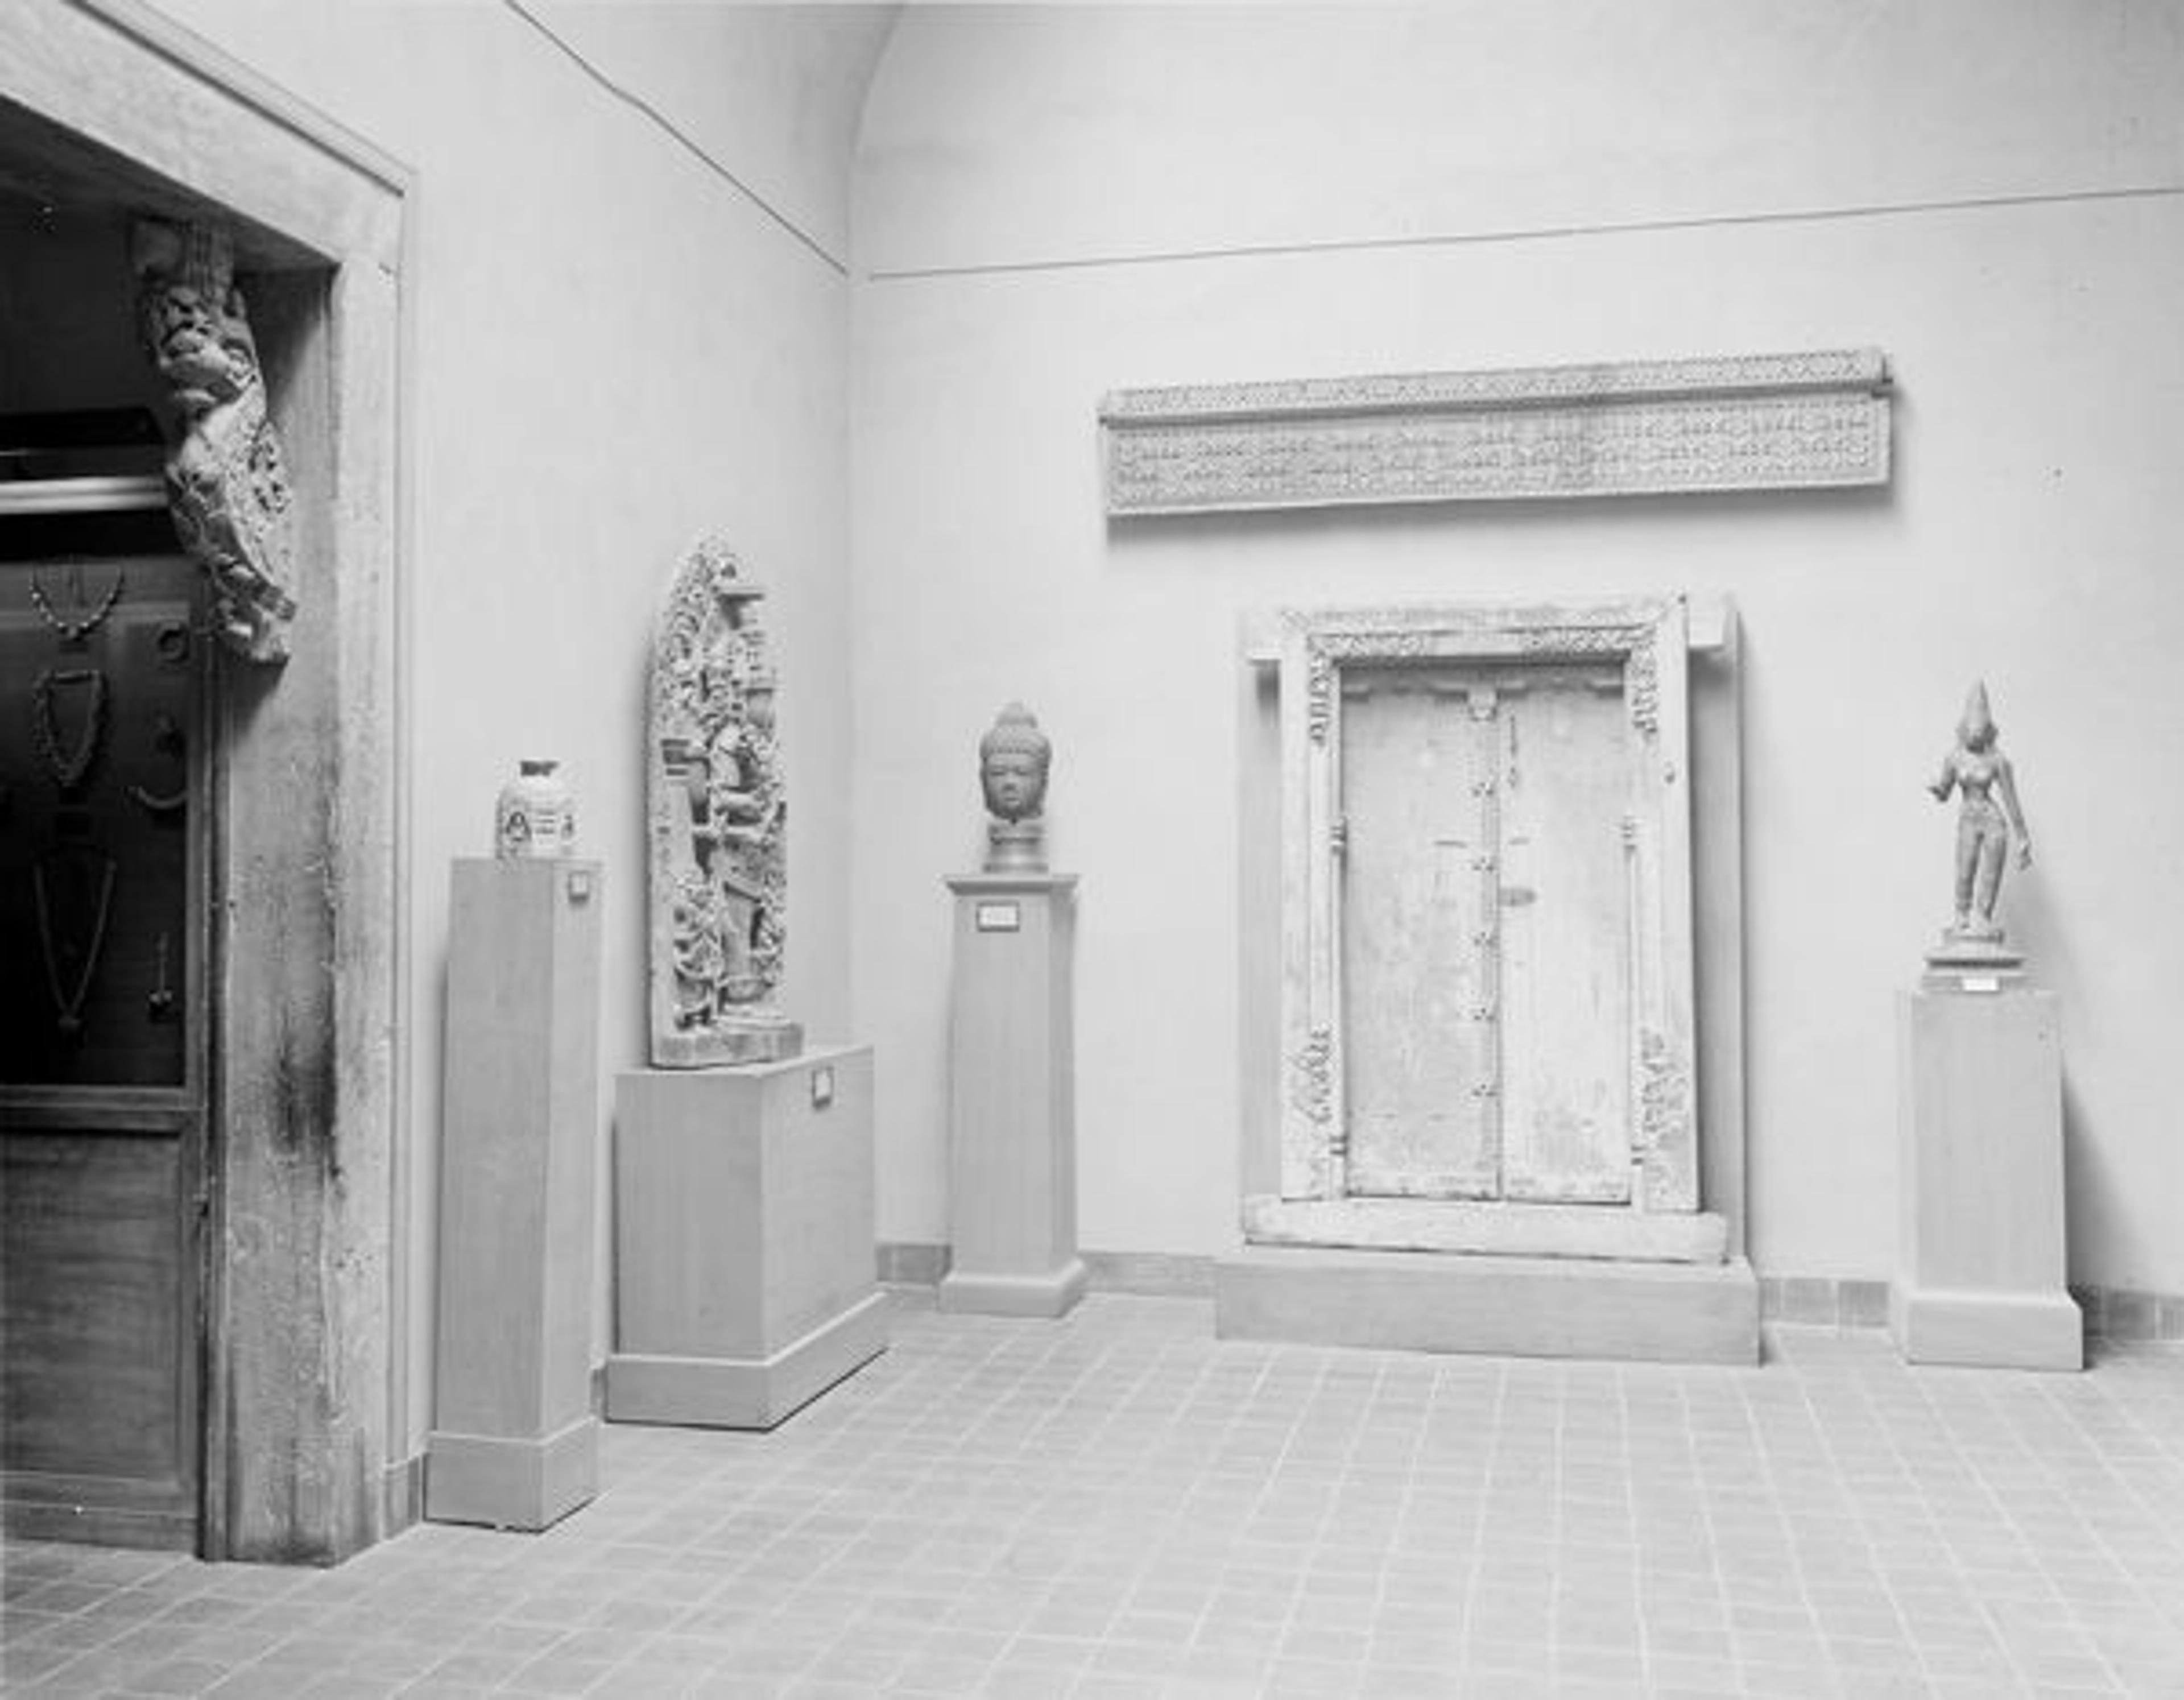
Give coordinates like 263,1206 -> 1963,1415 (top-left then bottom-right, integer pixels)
1269,597 -> 1700,1250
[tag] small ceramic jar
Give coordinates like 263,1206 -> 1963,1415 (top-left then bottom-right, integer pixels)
495,759 -> 576,858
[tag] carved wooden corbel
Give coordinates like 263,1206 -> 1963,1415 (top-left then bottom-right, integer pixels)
132,218 -> 298,664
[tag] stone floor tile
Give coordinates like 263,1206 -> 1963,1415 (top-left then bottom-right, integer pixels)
3,1299 -> 2181,1700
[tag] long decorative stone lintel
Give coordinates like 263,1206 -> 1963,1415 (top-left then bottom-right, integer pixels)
1100,348 -> 1891,515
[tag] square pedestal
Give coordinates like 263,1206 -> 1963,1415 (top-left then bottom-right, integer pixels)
940,874 -> 1086,1319
606,1049 -> 886,1428
427,858 -> 603,1531
1215,1246 -> 1760,1365
1893,987 -> 2080,1370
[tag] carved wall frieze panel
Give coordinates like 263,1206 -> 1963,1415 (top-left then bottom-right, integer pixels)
1101,349 -> 1890,515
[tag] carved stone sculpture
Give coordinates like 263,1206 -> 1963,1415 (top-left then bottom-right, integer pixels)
1926,681 -> 2033,959
648,537 -> 800,1067
133,219 -> 298,664
979,702 -> 1050,872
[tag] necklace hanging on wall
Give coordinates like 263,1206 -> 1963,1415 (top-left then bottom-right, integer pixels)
30,667 -> 109,792
34,847 -> 119,1038
128,713 -> 189,818
148,931 -> 177,1023
28,565 -> 126,650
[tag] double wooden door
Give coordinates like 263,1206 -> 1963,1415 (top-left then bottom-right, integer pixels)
2,543 -> 209,1550
1339,661 -> 1633,1205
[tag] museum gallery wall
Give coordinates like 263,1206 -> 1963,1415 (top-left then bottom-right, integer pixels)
8,0 -> 892,1526
849,1 -> 2184,1305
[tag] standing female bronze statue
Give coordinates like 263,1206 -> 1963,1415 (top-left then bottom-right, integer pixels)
1927,681 -> 2032,942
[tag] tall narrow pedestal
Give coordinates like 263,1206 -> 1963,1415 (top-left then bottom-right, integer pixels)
1893,985 -> 2080,1370
427,858 -> 604,1530
940,874 -> 1087,1318
606,1050 -> 886,1428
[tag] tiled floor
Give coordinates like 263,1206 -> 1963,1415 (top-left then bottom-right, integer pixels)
6,1293 -> 2183,1699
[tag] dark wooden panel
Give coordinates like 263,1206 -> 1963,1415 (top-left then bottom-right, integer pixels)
2,1469 -> 195,1550
1,553 -> 201,1087
1,1132 -> 189,1491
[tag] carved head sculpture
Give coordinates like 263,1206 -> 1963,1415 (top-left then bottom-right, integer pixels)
133,222 -> 262,420
1957,680 -> 1997,753
978,702 -> 1051,823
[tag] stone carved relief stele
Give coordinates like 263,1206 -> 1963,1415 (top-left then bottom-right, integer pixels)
647,536 -> 802,1068
1100,349 -> 1891,516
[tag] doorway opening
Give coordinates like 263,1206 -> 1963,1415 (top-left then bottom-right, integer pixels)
1,3 -> 408,1563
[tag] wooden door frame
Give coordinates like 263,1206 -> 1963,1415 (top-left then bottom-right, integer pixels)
1,0 -> 411,1561
1242,595 -> 1738,1265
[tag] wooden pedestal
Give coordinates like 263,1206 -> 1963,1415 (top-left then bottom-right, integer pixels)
939,874 -> 1086,1318
427,858 -> 604,1529
1893,986 -> 2080,1370
606,1050 -> 886,1428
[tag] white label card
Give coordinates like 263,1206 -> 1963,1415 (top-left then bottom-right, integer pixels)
975,902 -> 1020,933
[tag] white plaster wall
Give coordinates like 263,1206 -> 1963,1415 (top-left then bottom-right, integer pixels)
851,2 -> 2184,1293
143,0 -> 894,1452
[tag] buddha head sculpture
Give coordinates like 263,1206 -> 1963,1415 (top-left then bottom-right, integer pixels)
978,703 -> 1052,873
979,702 -> 1050,824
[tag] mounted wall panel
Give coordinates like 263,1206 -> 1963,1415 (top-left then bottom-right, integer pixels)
1101,349 -> 1891,515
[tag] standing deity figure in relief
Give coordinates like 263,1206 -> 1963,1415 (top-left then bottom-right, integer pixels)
979,702 -> 1052,873
1927,681 -> 2032,942
132,218 -> 298,664
648,537 -> 800,1067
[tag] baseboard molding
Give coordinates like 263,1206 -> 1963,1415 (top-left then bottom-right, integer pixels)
1082,1250 -> 1215,1296
380,1452 -> 423,1538
1759,1275 -> 1893,1329
880,1242 -> 1214,1298
880,1247 -> 2183,1343
877,1241 -> 950,1285
1765,1275 -> 2183,1342
2071,1283 -> 2184,1342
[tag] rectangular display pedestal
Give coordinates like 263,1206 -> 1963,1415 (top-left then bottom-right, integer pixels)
1893,987 -> 2080,1370
939,874 -> 1086,1320
1215,1246 -> 1760,1364
606,1048 -> 885,1428
425,1416 -> 598,1532
426,858 -> 603,1531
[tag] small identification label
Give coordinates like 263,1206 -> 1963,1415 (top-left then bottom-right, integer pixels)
810,1064 -> 835,1110
1960,975 -> 2000,994
565,869 -> 594,903
975,901 -> 1021,933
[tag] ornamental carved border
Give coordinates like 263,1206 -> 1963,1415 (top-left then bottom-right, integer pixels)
1100,348 -> 1891,516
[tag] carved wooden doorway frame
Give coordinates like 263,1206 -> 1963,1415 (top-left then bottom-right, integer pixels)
1,0 -> 410,1561
1256,595 -> 1726,1264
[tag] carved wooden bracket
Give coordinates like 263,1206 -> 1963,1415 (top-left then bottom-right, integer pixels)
1100,348 -> 1891,516
133,218 -> 299,664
